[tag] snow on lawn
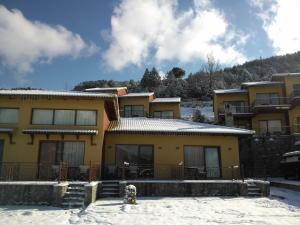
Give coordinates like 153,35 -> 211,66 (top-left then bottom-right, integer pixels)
1,187 -> 300,225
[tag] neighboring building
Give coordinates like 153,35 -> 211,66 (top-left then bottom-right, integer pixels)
213,73 -> 300,135
85,87 -> 181,119
0,89 -> 253,180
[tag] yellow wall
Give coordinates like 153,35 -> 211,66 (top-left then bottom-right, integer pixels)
150,103 -> 181,119
247,85 -> 284,106
213,93 -> 249,123
0,95 -> 110,179
283,76 -> 300,98
119,96 -> 152,117
251,112 -> 287,134
104,133 -> 240,179
288,105 -> 300,133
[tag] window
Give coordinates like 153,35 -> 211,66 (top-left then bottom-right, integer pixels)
293,84 -> 300,97
116,145 -> 153,166
76,110 -> 97,126
256,93 -> 279,105
32,109 -> 53,125
32,109 -> 97,125
259,120 -> 282,134
123,105 -> 144,117
184,146 -> 220,178
153,111 -> 174,119
223,101 -> 245,113
0,108 -> 19,124
54,110 -> 75,125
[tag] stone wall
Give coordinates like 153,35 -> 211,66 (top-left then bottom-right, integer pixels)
0,182 -> 55,205
239,135 -> 298,178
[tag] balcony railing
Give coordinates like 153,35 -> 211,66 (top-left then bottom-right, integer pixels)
0,162 -> 100,182
253,97 -> 289,107
218,105 -> 251,114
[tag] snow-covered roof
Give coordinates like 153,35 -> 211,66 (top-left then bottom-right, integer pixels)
283,151 -> 300,157
241,81 -> 284,87
23,129 -> 98,135
85,87 -> 127,91
272,73 -> 300,77
214,89 -> 248,95
0,90 -> 116,98
119,92 -> 154,97
107,118 -> 254,135
151,97 -> 181,103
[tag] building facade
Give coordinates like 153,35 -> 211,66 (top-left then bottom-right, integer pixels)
0,89 -> 253,181
213,73 -> 300,135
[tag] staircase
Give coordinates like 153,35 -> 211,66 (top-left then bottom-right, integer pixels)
100,181 -> 120,197
247,182 -> 261,197
61,183 -> 85,208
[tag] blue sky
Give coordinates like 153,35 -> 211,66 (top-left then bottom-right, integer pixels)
0,0 -> 299,90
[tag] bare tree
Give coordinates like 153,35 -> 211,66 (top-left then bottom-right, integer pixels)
202,53 -> 220,95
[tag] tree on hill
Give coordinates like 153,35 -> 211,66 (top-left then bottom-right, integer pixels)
140,67 -> 161,91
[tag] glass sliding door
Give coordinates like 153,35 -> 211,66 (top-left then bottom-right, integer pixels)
39,142 -> 57,179
205,147 -> 220,178
184,146 -> 221,179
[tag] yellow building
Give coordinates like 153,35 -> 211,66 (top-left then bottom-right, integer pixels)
85,87 -> 181,119
0,89 -> 253,180
213,73 -> 300,135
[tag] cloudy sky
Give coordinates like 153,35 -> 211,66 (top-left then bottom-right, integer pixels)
0,0 -> 299,89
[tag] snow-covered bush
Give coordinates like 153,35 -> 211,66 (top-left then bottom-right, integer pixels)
124,185 -> 136,204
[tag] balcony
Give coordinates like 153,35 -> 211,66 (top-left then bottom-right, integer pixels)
218,105 -> 254,118
252,97 -> 290,112
254,125 -> 290,136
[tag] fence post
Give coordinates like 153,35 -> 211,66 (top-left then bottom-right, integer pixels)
89,160 -> 92,183
58,161 -> 62,184
241,164 -> 245,182
231,166 -> 234,180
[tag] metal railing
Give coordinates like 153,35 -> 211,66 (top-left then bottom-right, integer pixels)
103,164 -> 241,180
219,105 -> 251,114
253,97 -> 289,106
0,161 -> 100,182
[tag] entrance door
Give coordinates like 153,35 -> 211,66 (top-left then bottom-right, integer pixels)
205,147 -> 220,178
38,142 -> 57,179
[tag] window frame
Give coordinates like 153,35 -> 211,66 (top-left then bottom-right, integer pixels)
256,93 -> 280,105
31,108 -> 97,126
123,105 -> 145,117
153,110 -> 174,119
0,107 -> 19,124
259,119 -> 282,134
115,144 -> 154,166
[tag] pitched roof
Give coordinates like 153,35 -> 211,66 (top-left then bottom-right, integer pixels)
214,89 -> 248,95
0,90 -> 116,98
119,92 -> 154,97
107,118 -> 254,135
151,97 -> 181,103
272,72 -> 300,77
85,87 -> 127,91
241,81 -> 284,87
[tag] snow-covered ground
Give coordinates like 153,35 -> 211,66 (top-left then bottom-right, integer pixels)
181,100 -> 214,121
269,177 -> 300,186
0,187 -> 300,225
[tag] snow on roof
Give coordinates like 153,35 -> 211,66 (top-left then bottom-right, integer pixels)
0,89 -> 116,98
151,97 -> 181,103
272,72 -> 300,77
85,87 -> 127,91
283,151 -> 300,157
241,81 -> 284,87
107,118 -> 254,135
214,89 -> 248,95
119,92 -> 154,97
23,129 -> 98,135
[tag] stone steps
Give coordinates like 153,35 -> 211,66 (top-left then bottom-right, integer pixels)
247,182 -> 261,197
100,181 -> 120,197
62,183 -> 85,208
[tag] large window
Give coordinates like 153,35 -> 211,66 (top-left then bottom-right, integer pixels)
293,84 -> 300,97
259,120 -> 282,134
223,101 -> 245,113
256,93 -> 279,105
184,146 -> 220,178
153,111 -> 174,119
32,109 -> 97,125
116,145 -> 153,166
123,105 -> 144,117
0,108 -> 19,124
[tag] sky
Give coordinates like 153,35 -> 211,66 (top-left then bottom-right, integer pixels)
0,0 -> 300,90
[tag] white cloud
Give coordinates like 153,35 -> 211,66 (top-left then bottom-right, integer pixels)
249,0 -> 300,55
104,0 -> 248,70
0,5 -> 98,79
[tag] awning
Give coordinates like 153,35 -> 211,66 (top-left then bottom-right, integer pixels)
23,128 -> 98,135
22,128 -> 98,145
0,128 -> 15,143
